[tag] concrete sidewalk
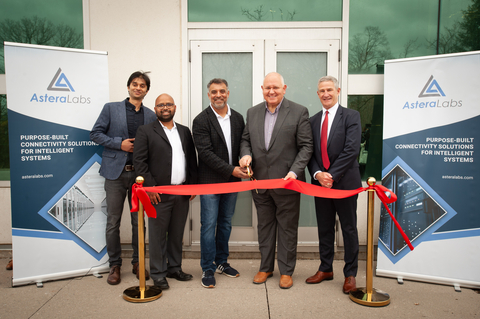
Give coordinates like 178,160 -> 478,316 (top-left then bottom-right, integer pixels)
1,258 -> 479,318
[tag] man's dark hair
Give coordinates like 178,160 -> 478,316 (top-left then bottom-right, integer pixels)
207,78 -> 228,90
127,71 -> 151,91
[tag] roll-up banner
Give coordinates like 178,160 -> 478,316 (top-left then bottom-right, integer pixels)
378,51 -> 480,289
5,42 -> 110,286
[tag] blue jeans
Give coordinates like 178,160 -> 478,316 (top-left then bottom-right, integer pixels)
200,193 -> 238,272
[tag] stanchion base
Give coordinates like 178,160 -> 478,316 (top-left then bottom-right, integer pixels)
349,287 -> 390,307
123,285 -> 162,303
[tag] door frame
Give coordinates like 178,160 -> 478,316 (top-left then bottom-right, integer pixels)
184,26 -> 344,249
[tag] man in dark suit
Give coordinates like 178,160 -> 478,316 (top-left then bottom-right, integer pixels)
239,72 -> 313,289
133,93 -> 198,290
192,78 -> 248,288
306,75 -> 362,294
90,71 -> 156,285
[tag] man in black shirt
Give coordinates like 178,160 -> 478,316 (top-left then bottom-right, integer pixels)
90,71 -> 157,285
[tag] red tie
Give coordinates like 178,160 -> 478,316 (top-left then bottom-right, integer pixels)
321,111 -> 330,170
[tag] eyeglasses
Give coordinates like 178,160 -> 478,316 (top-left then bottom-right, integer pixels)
156,103 -> 175,109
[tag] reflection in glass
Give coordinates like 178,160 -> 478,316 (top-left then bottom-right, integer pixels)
348,95 -> 383,181
349,0 -> 475,74
188,0 -> 342,22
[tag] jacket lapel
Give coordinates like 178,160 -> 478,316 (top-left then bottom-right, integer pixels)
207,107 -> 227,146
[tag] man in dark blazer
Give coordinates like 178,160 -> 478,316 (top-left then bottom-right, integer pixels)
192,78 -> 248,288
90,71 -> 156,285
239,72 -> 313,289
133,93 -> 198,290
306,75 -> 362,294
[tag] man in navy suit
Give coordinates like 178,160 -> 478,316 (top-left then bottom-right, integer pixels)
306,76 -> 362,294
192,78 -> 248,288
133,93 -> 198,290
90,71 -> 156,285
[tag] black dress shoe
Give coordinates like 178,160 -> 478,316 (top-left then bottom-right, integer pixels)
167,270 -> 193,281
154,277 -> 169,290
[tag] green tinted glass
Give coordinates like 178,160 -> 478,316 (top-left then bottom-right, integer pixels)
0,0 -> 83,74
439,0 -> 479,54
188,0 -> 342,22
348,95 -> 383,181
349,0 -> 438,74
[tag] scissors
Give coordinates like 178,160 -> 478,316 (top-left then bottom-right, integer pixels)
246,165 -> 258,194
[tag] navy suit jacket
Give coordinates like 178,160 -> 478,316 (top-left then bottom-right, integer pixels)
192,106 -> 245,184
90,99 -> 157,180
308,105 -> 362,190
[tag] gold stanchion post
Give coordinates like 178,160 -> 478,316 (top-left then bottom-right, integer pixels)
350,177 -> 390,307
123,176 -> 162,303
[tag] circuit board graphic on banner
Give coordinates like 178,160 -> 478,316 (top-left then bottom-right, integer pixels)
5,43 -> 110,285
380,52 -> 480,269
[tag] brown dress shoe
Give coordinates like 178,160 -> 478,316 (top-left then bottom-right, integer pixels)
343,276 -> 356,294
132,262 -> 150,280
253,271 -> 273,284
6,259 -> 13,271
279,275 -> 293,289
107,265 -> 121,285
305,271 -> 333,284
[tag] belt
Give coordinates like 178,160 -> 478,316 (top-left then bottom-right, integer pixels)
124,165 -> 135,171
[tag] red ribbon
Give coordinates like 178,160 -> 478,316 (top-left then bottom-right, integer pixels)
131,179 -> 413,251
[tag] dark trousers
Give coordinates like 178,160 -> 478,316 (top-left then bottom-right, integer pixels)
104,170 -> 145,267
252,190 -> 301,276
315,195 -> 359,277
148,194 -> 189,281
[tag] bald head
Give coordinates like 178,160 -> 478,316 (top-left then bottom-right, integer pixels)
155,93 -> 174,106
262,72 -> 287,109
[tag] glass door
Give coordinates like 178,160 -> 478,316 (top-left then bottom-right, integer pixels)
189,35 -> 340,246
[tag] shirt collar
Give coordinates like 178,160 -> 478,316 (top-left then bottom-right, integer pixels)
265,98 -> 284,114
125,98 -> 143,111
323,102 -> 339,117
209,104 -> 231,119
159,120 -> 177,130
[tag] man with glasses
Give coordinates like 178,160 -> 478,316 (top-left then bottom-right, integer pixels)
192,78 -> 248,288
90,71 -> 156,285
239,72 -> 313,289
133,93 -> 198,290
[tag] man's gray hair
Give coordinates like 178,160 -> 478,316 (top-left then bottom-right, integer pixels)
318,76 -> 339,90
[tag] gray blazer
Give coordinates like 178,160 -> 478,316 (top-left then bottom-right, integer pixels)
240,98 -> 313,195
90,99 -> 157,180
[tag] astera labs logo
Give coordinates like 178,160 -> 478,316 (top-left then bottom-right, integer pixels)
30,68 -> 91,104
47,68 -> 75,92
403,75 -> 461,109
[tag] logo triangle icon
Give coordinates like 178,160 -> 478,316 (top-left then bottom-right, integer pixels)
47,68 -> 75,92
418,75 -> 445,98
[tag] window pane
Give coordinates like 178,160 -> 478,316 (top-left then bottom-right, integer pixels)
439,0 -> 480,54
0,0 -> 83,74
189,0 -> 342,22
348,95 -> 383,181
349,0 -> 438,74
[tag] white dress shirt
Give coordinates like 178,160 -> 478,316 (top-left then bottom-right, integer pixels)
160,121 -> 186,185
